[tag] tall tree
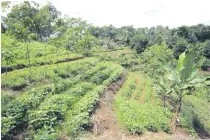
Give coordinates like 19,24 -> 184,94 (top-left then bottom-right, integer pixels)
5,1 -> 39,41
77,30 -> 97,56
130,33 -> 149,54
4,1 -> 60,41
35,2 -> 60,41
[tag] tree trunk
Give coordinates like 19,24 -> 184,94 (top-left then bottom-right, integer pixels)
44,45 -> 46,79
176,93 -> 182,117
68,46 -> 70,69
5,66 -> 8,88
163,96 -> 166,107
56,45 -> 58,69
26,43 -> 32,80
173,90 -> 183,133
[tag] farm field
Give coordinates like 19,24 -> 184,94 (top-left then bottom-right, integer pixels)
1,57 -> 124,139
114,72 -> 170,134
1,1 -> 210,140
1,46 -> 210,139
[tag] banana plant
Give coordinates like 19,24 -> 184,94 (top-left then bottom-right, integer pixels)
155,77 -> 172,108
165,50 -> 205,117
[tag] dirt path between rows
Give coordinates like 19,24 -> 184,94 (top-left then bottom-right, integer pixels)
85,74 -> 141,140
88,75 -> 127,139
84,74 -> 197,140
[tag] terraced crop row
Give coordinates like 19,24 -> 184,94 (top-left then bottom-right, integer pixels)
114,72 -> 171,134
1,58 -> 100,90
1,34 -> 82,72
1,58 -> 124,139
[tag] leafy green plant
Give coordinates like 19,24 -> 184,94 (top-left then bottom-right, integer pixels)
114,72 -> 171,135
163,50 -> 205,118
139,42 -> 176,79
77,30 -> 97,57
155,77 -> 172,107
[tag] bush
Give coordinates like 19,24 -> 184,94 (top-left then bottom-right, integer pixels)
201,58 -> 210,70
139,42 -> 176,79
33,125 -> 58,140
1,85 -> 53,138
115,97 -> 170,134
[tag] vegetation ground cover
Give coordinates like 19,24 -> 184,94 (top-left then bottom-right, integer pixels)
1,1 -> 210,140
114,72 -> 171,135
1,57 -> 124,139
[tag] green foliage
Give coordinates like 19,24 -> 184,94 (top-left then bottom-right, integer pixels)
64,65 -> 123,137
29,94 -> 74,129
173,38 -> 188,59
4,1 -> 60,41
2,2 -> 210,139
90,68 -> 113,84
115,96 -> 170,134
202,58 -> 210,70
139,42 -> 175,79
179,96 -> 210,135
118,54 -> 140,71
5,2 -> 38,42
203,41 -> 210,59
33,125 -> 58,140
65,86 -> 104,136
1,58 -> 99,90
1,58 -> 102,138
1,56 -> 124,139
1,92 -> 16,106
130,33 -> 149,54
115,72 -> 171,135
1,34 -> 82,70
1,85 -> 54,138
77,31 -> 97,56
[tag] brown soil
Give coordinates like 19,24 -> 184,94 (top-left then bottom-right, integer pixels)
87,74 -> 127,140
151,88 -> 155,104
138,75 -> 147,104
131,77 -> 140,100
136,77 -> 140,85
82,73 -> 197,140
138,86 -> 146,104
84,74 -> 142,140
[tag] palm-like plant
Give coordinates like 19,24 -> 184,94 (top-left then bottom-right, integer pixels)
155,77 -> 172,108
164,50 -> 205,118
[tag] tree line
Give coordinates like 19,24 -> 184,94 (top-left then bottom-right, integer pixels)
1,1 -> 210,69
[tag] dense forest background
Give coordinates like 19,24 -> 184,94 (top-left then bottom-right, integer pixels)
1,1 -> 210,70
